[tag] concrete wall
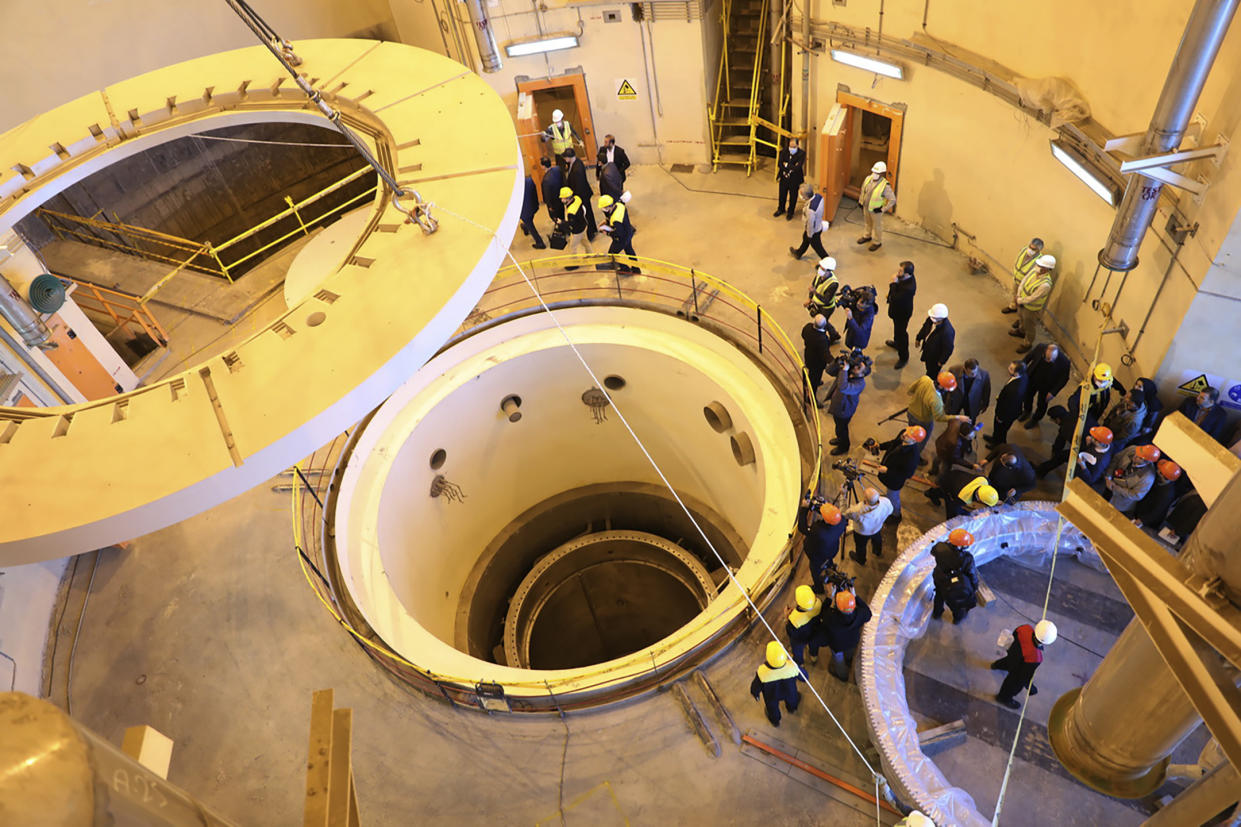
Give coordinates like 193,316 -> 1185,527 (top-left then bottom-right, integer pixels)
792,1 -> 1241,401
0,0 -> 398,133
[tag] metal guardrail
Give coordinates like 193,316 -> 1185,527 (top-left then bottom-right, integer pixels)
55,274 -> 170,347
289,254 -> 824,712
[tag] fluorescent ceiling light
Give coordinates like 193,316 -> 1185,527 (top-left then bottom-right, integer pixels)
505,35 -> 580,58
1050,140 -> 1118,206
830,50 -> 904,80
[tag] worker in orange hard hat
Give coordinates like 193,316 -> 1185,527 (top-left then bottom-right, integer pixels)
797,495 -> 847,594
930,528 -> 980,624
1106,442 -> 1161,514
815,587 -> 872,682
1133,459 -> 1183,530
750,641 -> 805,726
1073,426 -> 1114,487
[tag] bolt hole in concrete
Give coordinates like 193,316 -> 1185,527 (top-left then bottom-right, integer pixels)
305,311 -> 326,327
703,400 -> 733,432
603,374 -> 626,391
428,448 -> 447,470
731,432 -> 756,466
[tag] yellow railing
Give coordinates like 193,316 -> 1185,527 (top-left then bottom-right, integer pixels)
289,254 -> 824,711
707,0 -> 732,170
57,274 -> 170,347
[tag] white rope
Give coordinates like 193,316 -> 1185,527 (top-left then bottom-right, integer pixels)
436,205 -> 882,791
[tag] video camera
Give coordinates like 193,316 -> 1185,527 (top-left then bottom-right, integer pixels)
836,283 -> 878,313
830,457 -> 867,480
825,566 -> 855,595
861,437 -> 881,457
832,346 -> 873,378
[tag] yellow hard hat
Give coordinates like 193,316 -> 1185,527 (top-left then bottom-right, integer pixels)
1092,363 -> 1113,388
795,585 -> 817,611
977,485 -> 1000,506
598,194 -> 615,210
766,641 -> 787,668
559,186 -> 573,199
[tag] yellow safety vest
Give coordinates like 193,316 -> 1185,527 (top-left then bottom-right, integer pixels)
862,174 -> 888,210
566,195 -> 583,216
1018,271 -> 1054,312
811,272 -> 839,310
609,203 -> 627,226
957,475 -> 991,504
788,600 -> 822,628
757,662 -> 802,682
1012,247 -> 1039,283
549,122 -> 572,154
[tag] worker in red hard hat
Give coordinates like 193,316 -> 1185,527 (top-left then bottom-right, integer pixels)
815,587 -> 872,682
1133,459 -> 1183,530
1106,442 -> 1161,514
1074,426 -> 1114,487
930,528 -> 980,624
874,425 -> 925,524
992,620 -> 1057,709
797,496 -> 846,594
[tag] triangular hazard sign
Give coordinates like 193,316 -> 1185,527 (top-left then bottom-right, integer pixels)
617,79 -> 637,98
1178,374 -> 1210,395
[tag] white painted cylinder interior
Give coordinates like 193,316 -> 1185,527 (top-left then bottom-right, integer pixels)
333,306 -> 803,696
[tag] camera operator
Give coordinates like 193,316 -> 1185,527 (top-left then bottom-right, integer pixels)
844,487 -> 893,566
825,349 -> 871,455
797,497 -> 846,594
885,261 -> 917,369
874,425 -> 925,524
842,285 -> 877,351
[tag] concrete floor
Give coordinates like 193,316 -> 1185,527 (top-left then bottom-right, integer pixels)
32,160 -> 1197,825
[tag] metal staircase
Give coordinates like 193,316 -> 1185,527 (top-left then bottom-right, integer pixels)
709,0 -> 768,173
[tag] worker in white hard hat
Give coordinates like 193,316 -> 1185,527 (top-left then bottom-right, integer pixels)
804,257 -> 842,343
1002,237 -> 1044,314
914,303 -> 955,378
542,108 -> 582,166
896,811 -> 936,827
1011,253 -> 1057,352
857,160 -> 896,251
991,620 -> 1057,708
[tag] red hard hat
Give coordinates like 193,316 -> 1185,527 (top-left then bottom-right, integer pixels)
1135,444 -> 1162,463
936,371 -> 957,392
1157,459 -> 1182,480
819,503 -> 842,525
948,528 -> 974,548
904,425 -> 927,442
835,590 -> 856,613
1089,426 -> 1113,446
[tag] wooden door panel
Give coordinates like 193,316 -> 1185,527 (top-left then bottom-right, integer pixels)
818,104 -> 849,223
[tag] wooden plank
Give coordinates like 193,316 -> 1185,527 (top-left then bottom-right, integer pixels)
328,708 -> 353,827
303,689 -> 334,827
120,724 -> 174,779
347,770 -> 361,827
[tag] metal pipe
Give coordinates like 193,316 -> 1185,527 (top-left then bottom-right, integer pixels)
800,0 -> 810,133
645,19 -> 664,117
1099,0 -> 1241,271
465,0 -> 503,73
638,21 -> 664,165
769,0 -> 783,127
0,273 -> 53,349
1144,759 -> 1240,827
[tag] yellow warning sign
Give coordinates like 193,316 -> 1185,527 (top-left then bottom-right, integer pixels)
617,79 -> 638,101
1178,374 -> 1210,395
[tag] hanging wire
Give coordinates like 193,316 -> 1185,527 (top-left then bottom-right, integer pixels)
434,204 -> 883,798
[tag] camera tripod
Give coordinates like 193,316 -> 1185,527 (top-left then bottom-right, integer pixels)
830,458 -> 875,510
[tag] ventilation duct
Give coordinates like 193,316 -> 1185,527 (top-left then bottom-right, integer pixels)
0,273 -> 53,349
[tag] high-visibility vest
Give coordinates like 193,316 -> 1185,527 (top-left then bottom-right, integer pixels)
1012,248 -> 1039,283
788,600 -> 822,628
549,122 -> 572,154
1018,271 -> 1054,312
957,475 -> 991,504
609,203 -> 627,226
811,272 -> 839,310
757,661 -> 802,682
862,174 -> 888,210
566,195 -> 583,215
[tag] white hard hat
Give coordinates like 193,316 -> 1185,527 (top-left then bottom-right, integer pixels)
552,109 -> 564,123
904,813 -> 935,827
1034,619 -> 1058,645
928,303 -> 948,320
818,256 -> 837,271
1036,254 -> 1056,269
872,161 -> 887,174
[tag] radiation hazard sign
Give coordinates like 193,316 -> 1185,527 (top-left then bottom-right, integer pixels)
616,78 -> 638,101
1178,374 -> 1211,395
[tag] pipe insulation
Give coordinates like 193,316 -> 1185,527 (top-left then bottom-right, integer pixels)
464,0 -> 503,73
0,273 -> 53,349
1099,0 -> 1241,272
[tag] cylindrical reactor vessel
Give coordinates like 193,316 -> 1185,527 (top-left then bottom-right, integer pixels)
328,305 -> 815,708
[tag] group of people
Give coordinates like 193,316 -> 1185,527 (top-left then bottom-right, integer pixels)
518,110 -> 640,271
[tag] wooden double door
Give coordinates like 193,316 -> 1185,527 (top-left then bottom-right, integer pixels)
817,89 -> 905,223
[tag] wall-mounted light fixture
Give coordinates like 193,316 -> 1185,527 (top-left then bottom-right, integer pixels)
505,34 -> 580,58
1050,139 -> 1119,206
830,49 -> 904,80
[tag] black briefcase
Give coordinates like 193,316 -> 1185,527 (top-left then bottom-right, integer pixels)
549,229 -> 567,250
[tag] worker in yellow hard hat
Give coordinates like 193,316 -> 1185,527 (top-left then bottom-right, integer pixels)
930,528 -> 980,623
597,193 -> 640,274
785,585 -> 823,666
925,466 -> 1000,521
797,495 -> 847,594
749,641 -> 805,726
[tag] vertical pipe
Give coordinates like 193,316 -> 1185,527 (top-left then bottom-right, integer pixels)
1099,0 -> 1241,271
800,0 -> 811,133
463,0 -> 503,73
769,0 -> 783,127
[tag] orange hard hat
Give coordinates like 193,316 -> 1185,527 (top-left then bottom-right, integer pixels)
948,528 -> 974,547
1135,444 -> 1162,463
819,503 -> 842,524
835,590 -> 856,613
936,371 -> 958,392
1157,459 -> 1182,480
904,425 -> 927,442
1089,426 -> 1114,446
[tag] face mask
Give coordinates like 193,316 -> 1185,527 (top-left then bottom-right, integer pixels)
789,147 -> 798,154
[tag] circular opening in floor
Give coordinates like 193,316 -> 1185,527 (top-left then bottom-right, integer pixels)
603,375 -> 627,391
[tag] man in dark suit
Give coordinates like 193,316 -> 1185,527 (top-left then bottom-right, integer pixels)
1167,387 -> 1228,441
518,172 -> 546,250
802,315 -> 832,399
596,134 -> 630,186
915,303 -> 955,378
1019,342 -> 1071,426
564,148 -> 597,240
983,445 -> 1037,503
540,157 -> 565,227
773,138 -> 806,220
946,359 -> 991,421
885,261 -> 917,369
986,361 -> 1027,446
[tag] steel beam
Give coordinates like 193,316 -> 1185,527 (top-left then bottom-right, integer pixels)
1153,411 -> 1241,507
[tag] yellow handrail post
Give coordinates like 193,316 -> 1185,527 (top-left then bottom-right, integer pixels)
285,195 -> 310,236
